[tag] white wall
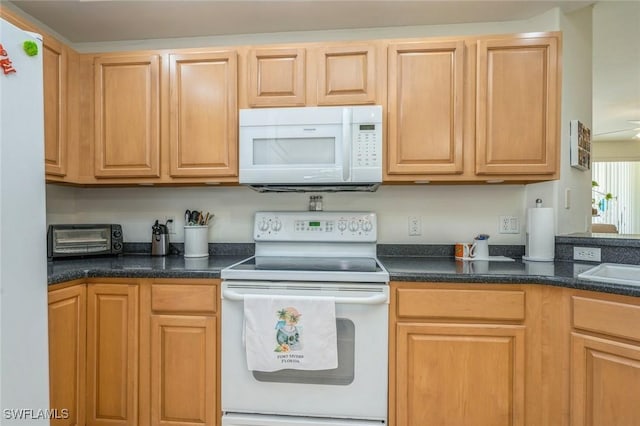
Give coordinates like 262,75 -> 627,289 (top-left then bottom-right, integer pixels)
46,7 -> 593,245
525,6 -> 593,235
47,184 -> 525,244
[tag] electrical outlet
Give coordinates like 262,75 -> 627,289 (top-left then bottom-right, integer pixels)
164,216 -> 176,234
499,216 -> 520,234
408,216 -> 422,236
573,247 -> 601,262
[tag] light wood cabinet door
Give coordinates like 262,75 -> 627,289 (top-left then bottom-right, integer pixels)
395,322 -> 526,426
387,41 -> 465,175
86,284 -> 139,426
43,36 -> 67,177
476,35 -> 559,175
94,54 -> 161,178
316,44 -> 376,105
48,284 -> 86,426
169,51 -> 238,178
150,315 -> 217,426
248,47 -> 306,107
571,333 -> 640,426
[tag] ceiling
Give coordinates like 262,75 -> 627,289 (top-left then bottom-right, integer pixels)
6,0 -> 639,143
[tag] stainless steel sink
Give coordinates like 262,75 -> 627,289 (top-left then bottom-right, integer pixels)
578,263 -> 640,286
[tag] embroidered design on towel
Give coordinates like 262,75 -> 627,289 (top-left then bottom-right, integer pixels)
275,307 -> 303,352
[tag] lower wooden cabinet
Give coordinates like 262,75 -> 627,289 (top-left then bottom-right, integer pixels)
49,278 -> 220,426
86,283 -> 139,426
571,333 -> 640,426
395,322 -> 525,426
390,282 -> 541,426
143,281 -> 219,426
48,282 -> 87,426
569,293 -> 640,426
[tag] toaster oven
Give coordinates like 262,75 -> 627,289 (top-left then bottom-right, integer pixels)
47,224 -> 123,259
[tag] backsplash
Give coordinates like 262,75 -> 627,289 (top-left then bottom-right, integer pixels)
556,235 -> 640,265
47,184 -> 531,245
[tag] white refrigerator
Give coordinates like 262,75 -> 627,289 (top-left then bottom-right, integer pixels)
0,17 -> 50,423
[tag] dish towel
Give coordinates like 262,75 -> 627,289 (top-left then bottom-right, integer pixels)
243,294 -> 338,372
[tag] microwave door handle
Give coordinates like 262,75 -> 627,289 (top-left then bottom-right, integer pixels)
342,108 -> 352,182
222,289 -> 388,305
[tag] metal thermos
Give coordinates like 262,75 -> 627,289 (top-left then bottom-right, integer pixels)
151,219 -> 171,256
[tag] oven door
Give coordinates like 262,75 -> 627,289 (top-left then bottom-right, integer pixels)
221,281 -> 388,421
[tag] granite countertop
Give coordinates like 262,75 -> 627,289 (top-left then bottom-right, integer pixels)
48,254 -> 640,297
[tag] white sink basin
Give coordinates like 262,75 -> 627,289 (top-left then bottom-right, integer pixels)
578,263 -> 640,286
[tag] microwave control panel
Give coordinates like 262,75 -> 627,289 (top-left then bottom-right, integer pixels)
354,124 -> 381,167
254,211 -> 377,242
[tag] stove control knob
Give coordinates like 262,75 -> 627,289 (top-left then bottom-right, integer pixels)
361,220 -> 373,232
348,219 -> 360,232
271,219 -> 282,232
258,219 -> 270,232
337,220 -> 348,231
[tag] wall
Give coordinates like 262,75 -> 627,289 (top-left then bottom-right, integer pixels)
45,7 -> 592,245
525,5 -> 593,235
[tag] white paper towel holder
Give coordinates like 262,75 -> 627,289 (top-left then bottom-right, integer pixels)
523,199 -> 555,262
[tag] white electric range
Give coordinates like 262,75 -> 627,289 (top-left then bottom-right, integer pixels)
221,211 -> 389,426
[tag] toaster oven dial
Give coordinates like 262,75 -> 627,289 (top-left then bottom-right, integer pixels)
113,242 -> 123,251
113,229 -> 122,238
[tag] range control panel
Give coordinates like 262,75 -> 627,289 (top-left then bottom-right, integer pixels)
254,211 -> 377,242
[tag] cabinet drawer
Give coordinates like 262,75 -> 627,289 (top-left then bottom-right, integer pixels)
572,296 -> 640,342
396,288 -> 525,321
151,285 -> 216,314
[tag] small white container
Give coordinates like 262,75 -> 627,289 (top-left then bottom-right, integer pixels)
184,225 -> 209,258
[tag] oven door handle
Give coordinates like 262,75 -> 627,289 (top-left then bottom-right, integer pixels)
222,290 -> 388,305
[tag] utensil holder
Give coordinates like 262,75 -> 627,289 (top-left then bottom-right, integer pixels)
184,225 -> 209,258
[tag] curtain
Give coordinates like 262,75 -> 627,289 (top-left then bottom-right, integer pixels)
592,161 -> 640,234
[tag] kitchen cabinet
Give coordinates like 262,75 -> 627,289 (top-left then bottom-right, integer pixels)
139,280 -> 220,426
476,35 -> 559,176
385,32 -> 561,183
48,282 -> 86,426
246,43 -> 379,107
316,44 -> 378,105
247,47 -> 307,107
43,35 -> 68,178
570,294 -> 640,426
390,283 -> 545,426
93,54 -> 161,178
386,40 -> 466,177
168,51 -> 238,178
86,282 -> 139,426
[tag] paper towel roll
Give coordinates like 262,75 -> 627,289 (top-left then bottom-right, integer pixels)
523,207 -> 555,261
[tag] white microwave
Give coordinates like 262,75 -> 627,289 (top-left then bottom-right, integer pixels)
239,105 -> 382,192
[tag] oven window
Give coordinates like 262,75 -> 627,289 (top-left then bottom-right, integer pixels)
253,137 -> 336,165
252,318 -> 355,385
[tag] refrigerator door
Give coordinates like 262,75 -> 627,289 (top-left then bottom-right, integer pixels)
0,17 -> 49,421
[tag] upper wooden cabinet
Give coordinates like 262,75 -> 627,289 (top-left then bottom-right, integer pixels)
246,43 -> 379,108
248,47 -> 306,107
387,40 -> 465,176
385,32 -> 561,183
94,54 -> 161,178
43,36 -> 67,177
476,35 -> 559,176
316,44 -> 377,105
169,51 -> 238,178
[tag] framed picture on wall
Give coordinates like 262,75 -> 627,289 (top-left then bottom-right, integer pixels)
570,119 -> 591,170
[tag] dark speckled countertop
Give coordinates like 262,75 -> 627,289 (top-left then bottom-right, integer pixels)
48,254 -> 640,297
